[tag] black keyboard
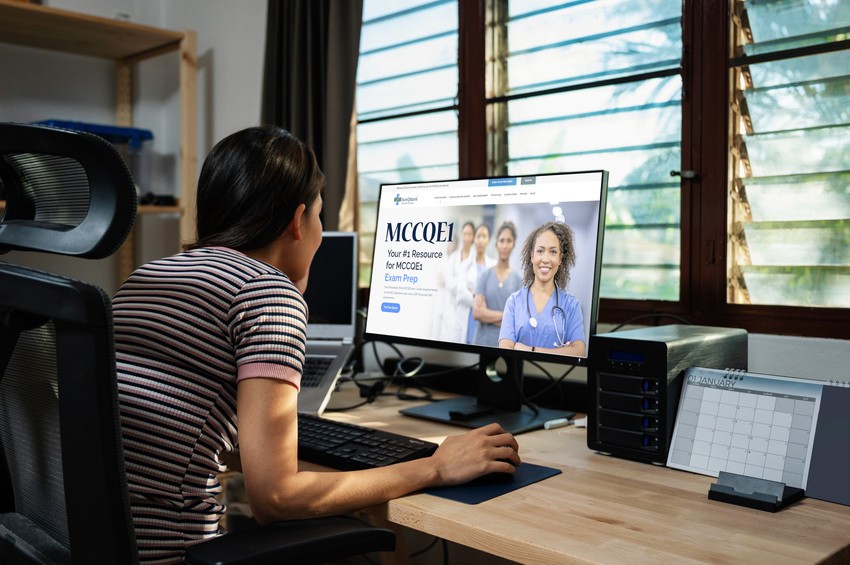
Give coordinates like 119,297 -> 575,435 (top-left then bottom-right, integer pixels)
298,413 -> 438,470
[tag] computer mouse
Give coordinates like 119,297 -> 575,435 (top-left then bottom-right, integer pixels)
466,460 -> 517,485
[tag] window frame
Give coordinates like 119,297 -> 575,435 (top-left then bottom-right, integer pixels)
360,0 -> 849,340
692,0 -> 848,339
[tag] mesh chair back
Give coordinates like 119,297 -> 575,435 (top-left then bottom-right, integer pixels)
0,122 -> 137,258
0,321 -> 68,548
0,123 -> 138,564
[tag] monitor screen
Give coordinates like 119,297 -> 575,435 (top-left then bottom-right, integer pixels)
363,171 -> 608,433
303,231 -> 357,339
365,171 -> 607,364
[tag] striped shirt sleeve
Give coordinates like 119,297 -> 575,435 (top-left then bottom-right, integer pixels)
230,272 -> 307,390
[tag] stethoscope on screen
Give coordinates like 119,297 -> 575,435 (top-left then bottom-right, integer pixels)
525,286 -> 569,348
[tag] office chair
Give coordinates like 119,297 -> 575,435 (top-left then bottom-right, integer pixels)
0,123 -> 395,564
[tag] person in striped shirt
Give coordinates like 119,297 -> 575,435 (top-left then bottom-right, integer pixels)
113,126 -> 520,563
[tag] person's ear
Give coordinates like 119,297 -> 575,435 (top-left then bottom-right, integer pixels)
287,203 -> 307,240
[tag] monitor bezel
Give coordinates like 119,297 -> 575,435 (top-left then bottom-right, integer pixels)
363,169 -> 609,370
304,231 -> 358,340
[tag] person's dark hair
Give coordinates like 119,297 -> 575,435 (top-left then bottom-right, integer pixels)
475,222 -> 491,238
185,125 -> 324,251
520,221 -> 577,288
496,221 -> 517,243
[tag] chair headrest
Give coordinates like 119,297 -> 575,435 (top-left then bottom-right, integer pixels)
0,123 -> 138,259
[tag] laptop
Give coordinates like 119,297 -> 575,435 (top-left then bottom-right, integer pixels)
298,232 -> 358,414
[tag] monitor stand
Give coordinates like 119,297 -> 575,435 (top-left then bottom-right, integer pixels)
399,353 -> 575,434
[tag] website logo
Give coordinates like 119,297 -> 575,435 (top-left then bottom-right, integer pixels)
394,194 -> 418,205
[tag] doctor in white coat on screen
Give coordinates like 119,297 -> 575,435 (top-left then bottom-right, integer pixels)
437,221 -> 475,343
457,223 -> 496,344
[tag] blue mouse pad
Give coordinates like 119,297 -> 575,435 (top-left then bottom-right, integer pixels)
423,462 -> 561,504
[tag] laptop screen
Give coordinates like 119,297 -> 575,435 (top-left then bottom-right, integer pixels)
303,231 -> 358,341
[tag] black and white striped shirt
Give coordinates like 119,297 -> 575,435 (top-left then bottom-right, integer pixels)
113,247 -> 306,563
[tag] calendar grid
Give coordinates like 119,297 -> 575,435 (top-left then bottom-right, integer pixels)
667,368 -> 823,489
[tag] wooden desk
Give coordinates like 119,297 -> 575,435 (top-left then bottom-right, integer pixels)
322,385 -> 850,564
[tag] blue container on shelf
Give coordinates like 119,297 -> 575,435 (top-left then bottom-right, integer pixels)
34,120 -> 154,193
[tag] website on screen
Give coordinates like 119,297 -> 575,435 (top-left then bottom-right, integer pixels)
366,172 -> 605,358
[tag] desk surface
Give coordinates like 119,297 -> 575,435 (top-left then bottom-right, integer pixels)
320,385 -> 850,564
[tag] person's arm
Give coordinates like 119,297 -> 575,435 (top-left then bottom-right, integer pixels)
500,338 -> 534,351
498,338 -> 515,349
498,293 -> 519,348
236,378 -> 520,525
472,274 -> 505,325
532,340 -> 586,356
472,293 -> 504,324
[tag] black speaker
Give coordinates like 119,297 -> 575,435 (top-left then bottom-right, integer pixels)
587,325 -> 747,464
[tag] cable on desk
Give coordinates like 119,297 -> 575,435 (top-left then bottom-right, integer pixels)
323,397 -> 373,412
351,336 -> 589,411
525,361 -> 576,405
360,536 -> 447,565
608,312 -> 691,332
515,369 -> 541,416
362,337 -> 552,413
328,341 -> 432,410
357,338 -> 468,402
400,360 -> 481,395
395,355 -> 424,377
384,355 -> 436,402
409,536 -> 440,558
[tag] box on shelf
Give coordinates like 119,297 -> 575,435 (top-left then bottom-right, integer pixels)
34,120 -> 153,194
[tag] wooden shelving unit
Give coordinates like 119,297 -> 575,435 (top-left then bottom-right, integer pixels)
0,0 -> 197,279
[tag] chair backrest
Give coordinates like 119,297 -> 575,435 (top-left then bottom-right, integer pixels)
0,123 -> 136,258
0,123 -> 138,564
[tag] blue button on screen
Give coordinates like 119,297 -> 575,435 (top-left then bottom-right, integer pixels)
487,178 -> 517,187
381,302 -> 401,313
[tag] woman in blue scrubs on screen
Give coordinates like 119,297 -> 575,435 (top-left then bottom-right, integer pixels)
458,222 -> 495,343
472,221 -> 522,346
499,221 -> 586,357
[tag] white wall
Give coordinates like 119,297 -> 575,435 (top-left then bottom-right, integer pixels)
0,0 -> 267,295
747,333 -> 850,381
131,0 -> 269,185
26,0 -> 268,193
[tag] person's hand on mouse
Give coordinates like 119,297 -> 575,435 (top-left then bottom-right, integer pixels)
428,423 -> 520,486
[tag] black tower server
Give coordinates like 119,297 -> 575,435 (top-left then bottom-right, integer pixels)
587,325 -> 747,464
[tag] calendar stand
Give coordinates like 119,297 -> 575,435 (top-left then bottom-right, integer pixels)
708,471 -> 805,512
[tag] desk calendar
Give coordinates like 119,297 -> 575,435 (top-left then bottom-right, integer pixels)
667,367 -> 824,489
668,367 -> 850,506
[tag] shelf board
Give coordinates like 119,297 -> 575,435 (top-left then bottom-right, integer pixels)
0,201 -> 182,216
138,205 -> 182,215
0,0 -> 183,61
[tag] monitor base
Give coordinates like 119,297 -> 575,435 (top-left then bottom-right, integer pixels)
400,396 -> 575,435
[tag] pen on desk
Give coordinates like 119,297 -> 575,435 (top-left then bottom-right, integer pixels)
543,417 -> 572,430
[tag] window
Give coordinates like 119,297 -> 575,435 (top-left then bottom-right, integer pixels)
487,0 -> 683,301
355,0 -> 850,338
356,0 -> 459,286
727,0 -> 850,309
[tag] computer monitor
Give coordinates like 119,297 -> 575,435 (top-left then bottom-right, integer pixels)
303,232 -> 357,339
364,171 -> 608,433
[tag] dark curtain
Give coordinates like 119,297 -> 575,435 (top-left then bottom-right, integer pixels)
262,0 -> 363,231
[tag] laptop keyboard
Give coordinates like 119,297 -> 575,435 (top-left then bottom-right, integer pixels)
298,413 -> 439,470
302,355 -> 334,388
